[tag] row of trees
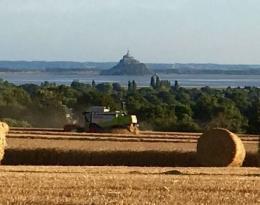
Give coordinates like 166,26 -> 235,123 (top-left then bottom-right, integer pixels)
1,78 -> 260,133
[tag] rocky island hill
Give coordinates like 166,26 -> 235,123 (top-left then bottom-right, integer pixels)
101,51 -> 152,75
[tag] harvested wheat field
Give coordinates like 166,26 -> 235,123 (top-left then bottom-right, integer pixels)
6,128 -> 260,152
0,166 -> 259,204
3,127 -> 259,166
1,128 -> 260,204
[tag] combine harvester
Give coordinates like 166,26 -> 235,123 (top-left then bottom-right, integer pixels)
64,106 -> 139,134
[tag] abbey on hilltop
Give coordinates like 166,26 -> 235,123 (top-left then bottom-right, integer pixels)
101,51 -> 152,75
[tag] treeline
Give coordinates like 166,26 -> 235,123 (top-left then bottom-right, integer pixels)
1,77 -> 260,133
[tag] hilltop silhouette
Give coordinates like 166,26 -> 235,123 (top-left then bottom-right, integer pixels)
101,51 -> 152,75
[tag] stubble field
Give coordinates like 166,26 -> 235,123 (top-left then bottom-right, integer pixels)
0,128 -> 259,204
3,128 -> 259,166
0,166 -> 259,204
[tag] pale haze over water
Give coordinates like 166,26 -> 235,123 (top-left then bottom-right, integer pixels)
2,72 -> 260,88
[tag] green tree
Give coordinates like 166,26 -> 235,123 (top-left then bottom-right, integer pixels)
127,81 -> 132,92
132,80 -> 137,92
155,75 -> 160,89
247,99 -> 260,133
112,83 -> 122,92
150,76 -> 156,89
92,80 -> 96,88
173,80 -> 179,90
96,83 -> 112,94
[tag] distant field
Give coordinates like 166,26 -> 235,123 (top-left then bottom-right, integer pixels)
7,128 -> 260,152
0,166 -> 259,204
3,128 -> 259,166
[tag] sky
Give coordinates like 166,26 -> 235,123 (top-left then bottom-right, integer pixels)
0,0 -> 260,64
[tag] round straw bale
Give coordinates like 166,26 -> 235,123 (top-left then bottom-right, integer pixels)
0,132 -> 6,162
0,122 -> 9,133
197,128 -> 246,167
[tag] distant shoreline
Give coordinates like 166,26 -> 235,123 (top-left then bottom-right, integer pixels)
2,69 -> 260,75
1,61 -> 260,75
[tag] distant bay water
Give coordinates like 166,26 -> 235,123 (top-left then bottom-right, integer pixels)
1,71 -> 260,88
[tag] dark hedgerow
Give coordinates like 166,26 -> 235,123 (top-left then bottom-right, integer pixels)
2,148 -> 258,167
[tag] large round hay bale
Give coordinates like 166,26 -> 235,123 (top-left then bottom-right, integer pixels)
197,128 -> 246,167
0,122 -> 9,133
0,132 -> 6,162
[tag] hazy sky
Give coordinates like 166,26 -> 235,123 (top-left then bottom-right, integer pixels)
0,0 -> 259,64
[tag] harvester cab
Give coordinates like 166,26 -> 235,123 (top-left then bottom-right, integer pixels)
82,106 -> 139,134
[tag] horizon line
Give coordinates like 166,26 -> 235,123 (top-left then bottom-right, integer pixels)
0,59 -> 260,66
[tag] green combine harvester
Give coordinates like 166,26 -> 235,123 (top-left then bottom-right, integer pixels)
64,106 -> 139,134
